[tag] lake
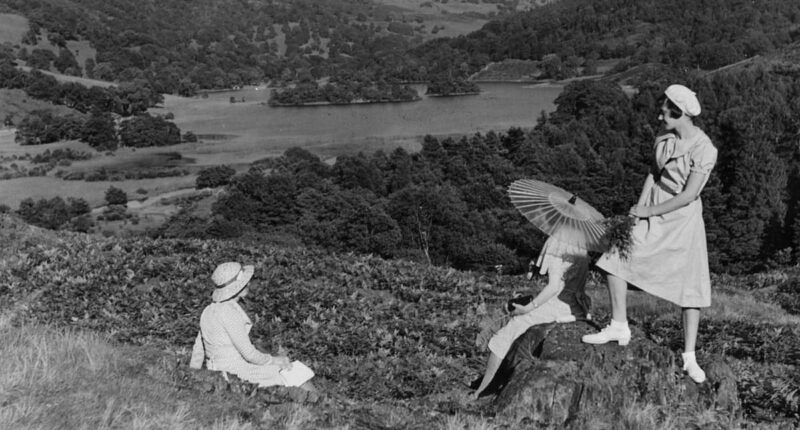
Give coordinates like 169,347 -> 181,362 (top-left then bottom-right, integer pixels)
157,82 -> 564,162
2,83 -> 563,208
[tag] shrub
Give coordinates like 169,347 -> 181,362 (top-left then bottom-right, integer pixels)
776,278 -> 800,315
67,198 -> 91,216
100,204 -> 128,221
17,197 -> 71,229
119,114 -> 181,147
195,165 -> 236,189
66,214 -> 94,233
105,186 -> 128,206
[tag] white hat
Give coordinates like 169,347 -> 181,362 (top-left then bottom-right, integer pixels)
211,262 -> 255,302
665,84 -> 701,117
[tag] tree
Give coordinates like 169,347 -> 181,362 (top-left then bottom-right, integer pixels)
54,48 -> 80,74
196,165 -> 236,189
712,105 -> 788,271
27,49 -> 55,70
332,153 -> 385,194
212,171 -> 299,228
81,110 -> 118,150
105,186 -> 128,206
17,197 -> 71,230
119,114 -> 181,147
296,185 -> 401,256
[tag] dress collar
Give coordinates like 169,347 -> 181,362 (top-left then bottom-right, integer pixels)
654,133 -> 694,169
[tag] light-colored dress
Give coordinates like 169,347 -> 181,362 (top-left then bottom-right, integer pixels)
596,131 -> 718,307
189,300 -> 287,387
488,237 -> 590,358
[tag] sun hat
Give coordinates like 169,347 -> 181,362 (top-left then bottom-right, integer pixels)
664,84 -> 701,117
211,262 -> 255,302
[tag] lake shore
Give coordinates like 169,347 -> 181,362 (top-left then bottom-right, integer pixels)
1,82 -> 563,210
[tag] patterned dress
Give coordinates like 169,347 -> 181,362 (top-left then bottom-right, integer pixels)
596,131 -> 718,307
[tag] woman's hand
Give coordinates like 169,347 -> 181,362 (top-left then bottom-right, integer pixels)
628,204 -> 651,218
271,355 -> 293,370
510,301 -> 537,316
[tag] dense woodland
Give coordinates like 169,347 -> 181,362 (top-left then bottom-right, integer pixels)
0,0 -> 482,95
412,0 -> 800,79
3,0 -> 800,93
1,0 -> 800,274
157,68 -> 800,275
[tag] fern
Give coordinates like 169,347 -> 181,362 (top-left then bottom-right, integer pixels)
600,215 -> 637,260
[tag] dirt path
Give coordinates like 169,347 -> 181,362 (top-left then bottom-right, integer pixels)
92,187 -> 218,214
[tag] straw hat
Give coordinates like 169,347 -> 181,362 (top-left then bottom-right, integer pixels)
665,84 -> 701,117
211,262 -> 255,302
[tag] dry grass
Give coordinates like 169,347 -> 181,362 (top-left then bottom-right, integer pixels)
0,321 -> 253,430
585,279 -> 800,326
441,412 -> 496,430
0,13 -> 28,45
706,290 -> 800,325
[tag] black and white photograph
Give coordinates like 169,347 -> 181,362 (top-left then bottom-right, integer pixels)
0,0 -> 798,428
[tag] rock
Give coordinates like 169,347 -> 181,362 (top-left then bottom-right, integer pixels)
490,321 -> 740,427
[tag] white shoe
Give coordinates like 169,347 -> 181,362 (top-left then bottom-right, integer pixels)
682,352 -> 706,383
581,322 -> 631,345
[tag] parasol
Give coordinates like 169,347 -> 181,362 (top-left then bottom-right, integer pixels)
508,179 -> 606,252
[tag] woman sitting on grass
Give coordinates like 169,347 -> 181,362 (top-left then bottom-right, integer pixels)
472,235 -> 591,398
190,262 -> 315,390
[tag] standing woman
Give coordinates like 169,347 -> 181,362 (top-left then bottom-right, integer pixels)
582,84 -> 718,383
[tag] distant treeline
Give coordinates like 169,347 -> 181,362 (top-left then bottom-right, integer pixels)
0,0 -> 431,94
158,67 -> 800,274
0,52 -> 184,151
269,78 -> 420,106
425,78 -> 480,96
409,0 -> 800,81
0,57 -> 162,116
6,0 -> 800,94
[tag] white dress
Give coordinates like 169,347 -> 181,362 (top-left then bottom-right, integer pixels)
487,237 -> 590,358
189,300 -> 286,387
596,131 -> 718,307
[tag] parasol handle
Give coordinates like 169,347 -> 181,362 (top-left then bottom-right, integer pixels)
568,195 -> 578,205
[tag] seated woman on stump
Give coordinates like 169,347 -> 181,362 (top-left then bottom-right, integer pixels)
190,262 -> 315,391
472,235 -> 591,398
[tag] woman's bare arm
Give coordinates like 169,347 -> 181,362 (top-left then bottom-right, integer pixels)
631,171 -> 707,218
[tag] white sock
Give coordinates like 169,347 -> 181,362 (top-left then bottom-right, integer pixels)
681,351 -> 696,366
610,319 -> 628,329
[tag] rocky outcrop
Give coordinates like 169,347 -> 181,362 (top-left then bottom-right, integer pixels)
486,321 -> 740,428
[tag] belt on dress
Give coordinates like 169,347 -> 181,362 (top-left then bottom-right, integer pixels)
655,180 -> 678,196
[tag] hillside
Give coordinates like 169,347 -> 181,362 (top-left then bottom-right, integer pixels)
0,0 -> 555,94
1,213 -> 798,428
414,0 -> 800,82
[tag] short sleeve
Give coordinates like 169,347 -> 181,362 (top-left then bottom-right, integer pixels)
689,138 -> 717,174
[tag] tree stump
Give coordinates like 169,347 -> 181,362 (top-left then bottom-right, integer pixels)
489,321 -> 740,427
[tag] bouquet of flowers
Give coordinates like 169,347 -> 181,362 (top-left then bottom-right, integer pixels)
600,215 -> 637,260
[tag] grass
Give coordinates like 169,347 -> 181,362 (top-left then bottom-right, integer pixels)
0,13 -> 28,46
0,320 -> 254,430
2,277 -> 796,429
